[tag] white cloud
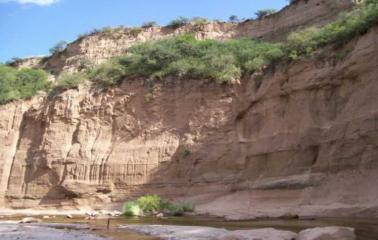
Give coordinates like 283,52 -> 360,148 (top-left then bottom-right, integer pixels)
0,0 -> 59,6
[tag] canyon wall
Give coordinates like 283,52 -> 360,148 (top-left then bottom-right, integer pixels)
1,22 -> 377,219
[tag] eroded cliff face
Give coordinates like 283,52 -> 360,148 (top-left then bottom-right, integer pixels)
12,0 -> 354,74
1,24 -> 377,218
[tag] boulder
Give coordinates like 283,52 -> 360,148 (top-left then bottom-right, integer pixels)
218,228 -> 297,240
85,211 -> 99,217
298,226 -> 355,240
19,217 -> 42,224
110,210 -> 122,216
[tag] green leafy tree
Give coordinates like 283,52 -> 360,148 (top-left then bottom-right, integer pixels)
81,0 -> 378,90
0,65 -> 49,104
166,16 -> 189,28
142,21 -> 158,28
51,72 -> 86,94
255,9 -> 277,20
49,40 -> 67,55
228,15 -> 239,23
191,17 -> 209,25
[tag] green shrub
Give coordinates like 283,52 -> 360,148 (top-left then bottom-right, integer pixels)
82,0 -> 377,89
51,72 -> 86,94
160,200 -> 185,216
122,195 -> 194,217
142,21 -> 158,28
285,27 -> 320,59
228,15 -> 239,23
129,27 -> 143,37
86,34 -> 283,85
87,60 -> 125,86
160,201 -> 194,216
123,201 -> 142,216
255,9 -> 277,20
166,16 -> 189,29
77,33 -> 89,39
136,195 -> 162,213
0,65 -> 49,104
49,40 -> 67,55
191,17 -> 209,26
102,27 -> 113,34
78,58 -> 92,70
181,202 -> 194,212
284,0 -> 378,59
81,0 -> 378,90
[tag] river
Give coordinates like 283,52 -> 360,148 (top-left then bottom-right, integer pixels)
1,215 -> 377,239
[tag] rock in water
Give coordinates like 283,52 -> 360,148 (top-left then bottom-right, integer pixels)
19,217 -> 42,224
298,226 -> 355,240
121,224 -> 229,240
121,225 -> 299,240
218,228 -> 297,240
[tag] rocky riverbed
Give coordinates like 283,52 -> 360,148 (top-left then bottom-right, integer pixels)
121,224 -> 356,240
0,214 -> 376,240
0,222 -> 106,240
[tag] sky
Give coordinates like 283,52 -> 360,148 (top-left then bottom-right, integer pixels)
0,0 -> 288,63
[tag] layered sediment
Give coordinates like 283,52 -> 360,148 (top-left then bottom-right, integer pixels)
1,0 -> 377,219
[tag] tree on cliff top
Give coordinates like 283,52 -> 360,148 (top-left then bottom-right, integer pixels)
255,9 -> 277,20
49,40 -> 67,55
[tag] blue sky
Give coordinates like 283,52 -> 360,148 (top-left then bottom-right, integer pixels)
0,0 -> 288,63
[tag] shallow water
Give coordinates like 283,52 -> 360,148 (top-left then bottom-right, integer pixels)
2,215 -> 378,240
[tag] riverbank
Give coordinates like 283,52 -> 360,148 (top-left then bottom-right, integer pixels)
0,214 -> 377,240
0,222 -> 106,240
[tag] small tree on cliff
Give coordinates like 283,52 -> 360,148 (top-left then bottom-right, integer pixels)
49,40 -> 67,55
255,9 -> 277,20
228,15 -> 239,23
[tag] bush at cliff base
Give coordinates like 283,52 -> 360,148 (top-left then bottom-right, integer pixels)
122,195 -> 194,217
123,201 -> 142,216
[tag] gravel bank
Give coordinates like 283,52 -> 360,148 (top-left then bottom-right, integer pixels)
0,222 -> 107,240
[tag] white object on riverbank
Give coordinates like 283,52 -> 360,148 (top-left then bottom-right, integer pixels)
298,226 -> 356,240
19,217 -> 42,223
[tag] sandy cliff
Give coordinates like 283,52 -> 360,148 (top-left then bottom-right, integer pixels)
1,0 -> 377,219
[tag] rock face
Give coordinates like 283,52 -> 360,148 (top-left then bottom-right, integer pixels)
298,227 -> 355,240
1,1 -> 377,220
12,0 -> 354,74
